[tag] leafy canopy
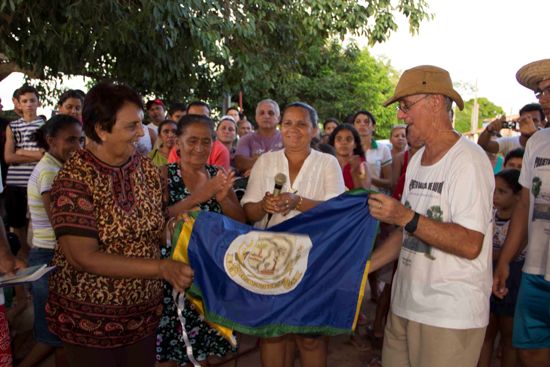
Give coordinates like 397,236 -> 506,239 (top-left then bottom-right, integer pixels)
1,0 -> 431,107
454,97 -> 505,133
246,40 -> 400,139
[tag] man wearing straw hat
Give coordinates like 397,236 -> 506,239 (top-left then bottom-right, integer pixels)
367,65 -> 494,366
494,59 -> 550,367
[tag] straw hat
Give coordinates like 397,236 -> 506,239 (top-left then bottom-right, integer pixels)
384,65 -> 464,110
516,59 -> 550,91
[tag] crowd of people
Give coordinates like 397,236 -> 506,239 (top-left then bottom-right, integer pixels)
0,58 -> 549,367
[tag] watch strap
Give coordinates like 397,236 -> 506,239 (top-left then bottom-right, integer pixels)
404,212 -> 420,233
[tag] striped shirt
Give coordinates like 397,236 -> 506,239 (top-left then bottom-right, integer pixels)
27,153 -> 62,249
6,117 -> 44,187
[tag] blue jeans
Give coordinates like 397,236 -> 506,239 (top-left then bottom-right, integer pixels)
28,247 -> 62,347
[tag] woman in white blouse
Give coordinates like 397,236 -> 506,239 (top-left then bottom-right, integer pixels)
242,102 -> 345,367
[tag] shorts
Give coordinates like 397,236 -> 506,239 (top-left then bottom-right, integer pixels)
28,247 -> 62,347
382,311 -> 486,367
5,185 -> 28,228
513,273 -> 550,349
490,259 -> 524,317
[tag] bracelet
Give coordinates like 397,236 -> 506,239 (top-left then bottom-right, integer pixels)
295,195 -> 303,211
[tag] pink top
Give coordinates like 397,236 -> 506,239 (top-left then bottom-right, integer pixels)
167,140 -> 230,170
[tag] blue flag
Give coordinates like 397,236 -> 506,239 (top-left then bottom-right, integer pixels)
173,190 -> 378,337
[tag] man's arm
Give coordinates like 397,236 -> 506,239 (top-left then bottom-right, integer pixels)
369,229 -> 403,273
477,117 -> 505,154
4,126 -> 42,164
368,193 -> 484,260
493,187 -> 530,298
234,154 -> 257,173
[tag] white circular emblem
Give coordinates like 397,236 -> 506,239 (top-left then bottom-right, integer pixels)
224,231 -> 312,295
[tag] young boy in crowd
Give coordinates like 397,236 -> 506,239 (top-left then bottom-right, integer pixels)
4,85 -> 45,256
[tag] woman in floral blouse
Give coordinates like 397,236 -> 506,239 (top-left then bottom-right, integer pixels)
46,82 -> 193,367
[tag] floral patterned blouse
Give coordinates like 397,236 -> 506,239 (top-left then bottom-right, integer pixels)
46,149 -> 164,348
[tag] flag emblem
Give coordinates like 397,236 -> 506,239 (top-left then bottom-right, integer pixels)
224,231 -> 312,295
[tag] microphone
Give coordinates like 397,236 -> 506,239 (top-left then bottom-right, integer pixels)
265,173 -> 287,228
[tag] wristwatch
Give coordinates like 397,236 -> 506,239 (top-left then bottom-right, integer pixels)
404,212 -> 420,234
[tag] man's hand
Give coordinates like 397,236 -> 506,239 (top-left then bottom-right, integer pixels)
492,262 -> 509,299
368,193 -> 414,227
518,114 -> 538,137
486,115 -> 506,133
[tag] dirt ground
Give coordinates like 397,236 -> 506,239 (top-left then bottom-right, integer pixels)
10,285 -> 501,367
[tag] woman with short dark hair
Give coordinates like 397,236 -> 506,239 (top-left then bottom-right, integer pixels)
46,82 -> 193,367
57,90 -> 84,121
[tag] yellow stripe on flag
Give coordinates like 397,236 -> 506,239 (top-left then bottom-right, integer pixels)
173,218 -> 195,264
352,260 -> 371,330
173,216 -> 237,347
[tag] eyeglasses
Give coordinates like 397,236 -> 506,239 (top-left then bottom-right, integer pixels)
535,86 -> 550,99
397,95 -> 430,113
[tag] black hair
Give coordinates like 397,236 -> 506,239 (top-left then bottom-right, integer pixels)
316,143 -> 336,156
186,101 -> 211,115
226,106 -> 243,119
16,85 -> 40,101
158,119 -> 177,133
31,114 -> 81,150
504,148 -> 524,166
495,168 -> 522,194
352,110 -> 376,125
168,102 -> 187,116
82,82 -> 144,144
283,102 -> 318,127
328,123 -> 364,156
519,103 -> 544,122
323,118 -> 340,131
58,89 -> 84,106
176,114 -> 215,137
74,89 -> 86,100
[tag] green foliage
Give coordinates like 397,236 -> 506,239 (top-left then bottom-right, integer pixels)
245,40 -> 399,139
1,0 -> 431,114
454,97 -> 505,133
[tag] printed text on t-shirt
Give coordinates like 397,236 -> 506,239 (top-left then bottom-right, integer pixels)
408,179 -> 445,194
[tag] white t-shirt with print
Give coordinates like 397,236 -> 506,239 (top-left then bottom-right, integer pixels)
519,128 -> 550,280
391,136 -> 494,329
